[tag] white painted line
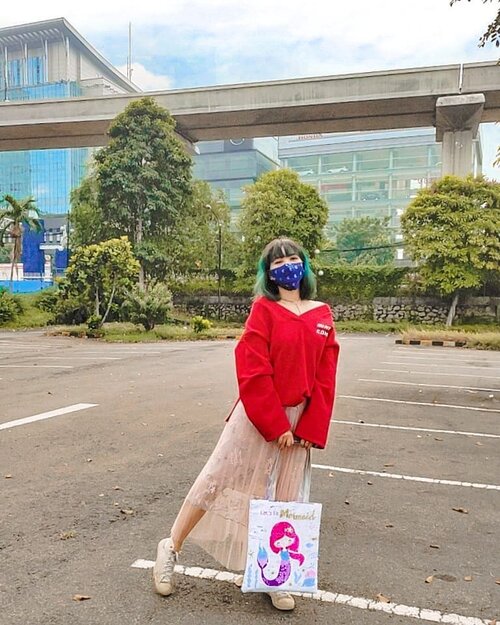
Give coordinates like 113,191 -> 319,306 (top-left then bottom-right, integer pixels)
131,560 -> 495,624
0,364 -> 74,369
358,378 -> 500,393
382,361 -> 500,372
391,352 -> 500,363
37,356 -> 121,360
0,403 -> 98,431
332,419 -> 500,439
373,369 -> 500,381
80,350 -> 162,354
312,464 -> 500,491
392,346 -> 498,360
339,395 -> 500,414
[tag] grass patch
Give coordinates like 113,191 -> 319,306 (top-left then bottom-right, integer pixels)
1,293 -> 52,330
335,320 -> 412,333
48,321 -> 242,342
46,318 -> 500,344
399,327 -> 500,351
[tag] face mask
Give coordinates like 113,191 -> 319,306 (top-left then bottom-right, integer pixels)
269,262 -> 304,291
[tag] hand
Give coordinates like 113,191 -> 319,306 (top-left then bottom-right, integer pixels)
299,439 -> 313,450
277,430 -> 294,450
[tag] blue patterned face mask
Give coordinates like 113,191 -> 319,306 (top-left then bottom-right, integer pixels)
269,262 -> 304,291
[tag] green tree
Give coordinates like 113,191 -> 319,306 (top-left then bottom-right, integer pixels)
94,97 -> 193,287
169,181 -> 238,274
69,171 -> 114,248
0,195 -> 42,288
64,237 -> 140,327
238,169 -> 328,273
332,216 -> 394,265
401,175 -> 500,325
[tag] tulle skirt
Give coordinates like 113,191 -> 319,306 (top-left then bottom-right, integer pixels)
174,400 -> 309,572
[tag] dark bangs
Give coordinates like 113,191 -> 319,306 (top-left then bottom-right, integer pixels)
253,237 -> 317,301
263,238 -> 305,267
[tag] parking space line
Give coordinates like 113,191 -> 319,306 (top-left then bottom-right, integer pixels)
382,361 -> 500,371
130,560 -> 495,624
332,419 -> 500,439
339,395 -> 500,413
36,356 -> 121,360
0,403 -> 98,431
312,464 -> 500,490
391,353 -> 500,362
0,364 -> 74,369
373,369 -> 500,381
358,378 -> 499,393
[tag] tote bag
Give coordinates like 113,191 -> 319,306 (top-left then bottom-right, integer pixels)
241,449 -> 322,594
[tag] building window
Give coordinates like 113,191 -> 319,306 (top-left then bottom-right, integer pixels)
8,59 -> 22,86
27,56 -> 45,85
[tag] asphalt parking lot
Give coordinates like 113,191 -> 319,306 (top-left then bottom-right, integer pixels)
0,330 -> 499,625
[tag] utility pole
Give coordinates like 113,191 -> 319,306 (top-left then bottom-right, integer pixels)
206,204 -> 223,320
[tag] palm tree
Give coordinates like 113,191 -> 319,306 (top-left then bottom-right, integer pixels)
0,195 -> 42,289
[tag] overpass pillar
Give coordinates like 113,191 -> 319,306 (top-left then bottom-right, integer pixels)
435,94 -> 484,177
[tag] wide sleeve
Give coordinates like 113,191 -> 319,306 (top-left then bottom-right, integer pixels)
234,301 -> 291,442
294,321 -> 340,449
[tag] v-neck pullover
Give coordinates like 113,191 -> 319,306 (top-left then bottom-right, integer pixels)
233,296 -> 340,449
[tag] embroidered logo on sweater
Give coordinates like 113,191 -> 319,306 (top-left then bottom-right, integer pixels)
316,322 -> 331,337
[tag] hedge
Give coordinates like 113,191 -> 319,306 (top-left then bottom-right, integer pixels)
315,264 -> 409,302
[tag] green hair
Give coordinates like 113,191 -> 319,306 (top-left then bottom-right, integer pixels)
253,237 -> 317,301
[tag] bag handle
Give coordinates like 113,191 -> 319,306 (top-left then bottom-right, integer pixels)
264,444 -> 312,503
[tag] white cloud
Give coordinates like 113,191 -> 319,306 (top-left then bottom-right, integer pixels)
116,62 -> 172,91
3,0 -> 497,71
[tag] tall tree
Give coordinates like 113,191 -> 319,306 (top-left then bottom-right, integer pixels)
167,181 -> 237,275
69,171 -> 114,248
239,169 -> 328,273
332,216 -> 394,265
401,175 -> 500,325
0,195 -> 42,288
94,97 -> 193,287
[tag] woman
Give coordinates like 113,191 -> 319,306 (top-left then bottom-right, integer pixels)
153,237 -> 340,611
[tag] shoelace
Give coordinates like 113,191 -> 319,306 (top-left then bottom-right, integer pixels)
159,545 -> 178,582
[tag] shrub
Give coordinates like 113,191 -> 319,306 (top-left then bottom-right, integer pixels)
35,287 -> 59,313
0,288 -> 21,324
191,315 -> 212,333
52,286 -> 91,325
122,282 -> 173,331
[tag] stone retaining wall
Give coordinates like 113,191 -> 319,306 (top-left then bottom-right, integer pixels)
173,295 -> 500,324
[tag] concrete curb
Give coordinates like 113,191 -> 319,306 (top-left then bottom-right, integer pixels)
395,339 -> 467,348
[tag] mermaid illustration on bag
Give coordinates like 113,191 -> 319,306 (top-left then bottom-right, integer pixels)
257,521 -> 305,587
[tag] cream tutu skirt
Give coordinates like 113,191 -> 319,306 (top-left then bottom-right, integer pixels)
175,400 -> 310,572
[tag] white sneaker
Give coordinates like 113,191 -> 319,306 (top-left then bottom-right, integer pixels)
269,591 -> 295,610
153,537 -> 178,596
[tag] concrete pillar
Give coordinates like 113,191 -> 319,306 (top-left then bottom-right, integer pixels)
436,94 -> 485,177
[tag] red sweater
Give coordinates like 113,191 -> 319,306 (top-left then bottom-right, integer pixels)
232,296 -> 340,449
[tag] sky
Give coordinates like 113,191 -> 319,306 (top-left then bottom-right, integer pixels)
2,0 -> 499,178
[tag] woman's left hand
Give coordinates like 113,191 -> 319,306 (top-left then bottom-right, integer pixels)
299,439 -> 312,450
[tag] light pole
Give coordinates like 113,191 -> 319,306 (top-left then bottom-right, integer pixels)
205,203 -> 222,320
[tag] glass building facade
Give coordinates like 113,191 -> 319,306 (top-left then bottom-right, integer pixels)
194,138 -> 280,223
277,129 -> 465,244
0,19 -> 137,284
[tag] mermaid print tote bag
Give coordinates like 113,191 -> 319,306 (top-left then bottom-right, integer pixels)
241,449 -> 322,594
241,499 -> 322,593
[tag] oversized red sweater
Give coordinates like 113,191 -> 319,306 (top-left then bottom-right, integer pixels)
232,296 -> 340,449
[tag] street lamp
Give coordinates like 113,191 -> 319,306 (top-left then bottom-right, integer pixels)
205,203 -> 222,320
